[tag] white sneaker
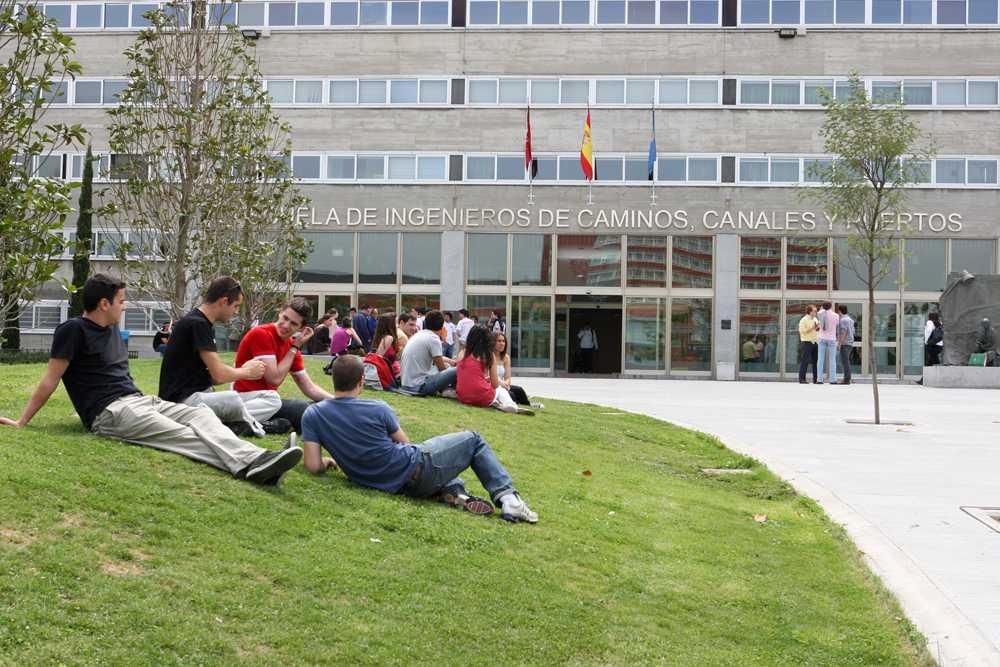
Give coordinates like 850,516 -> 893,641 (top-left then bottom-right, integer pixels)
499,494 -> 538,524
531,402 -> 545,410
441,388 -> 458,399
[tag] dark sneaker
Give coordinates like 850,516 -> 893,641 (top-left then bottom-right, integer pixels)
225,421 -> 255,437
244,447 -> 303,485
438,491 -> 494,516
261,417 -> 292,435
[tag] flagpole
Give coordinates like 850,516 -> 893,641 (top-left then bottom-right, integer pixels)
526,105 -> 535,206
649,102 -> 658,207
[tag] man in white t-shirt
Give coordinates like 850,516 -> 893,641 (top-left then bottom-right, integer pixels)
455,309 -> 475,354
400,310 -> 457,395
442,311 -> 457,358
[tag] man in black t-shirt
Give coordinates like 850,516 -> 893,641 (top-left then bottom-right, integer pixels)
159,276 -> 289,437
0,275 -> 302,485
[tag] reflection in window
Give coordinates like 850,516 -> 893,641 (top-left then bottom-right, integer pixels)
951,239 -> 996,274
626,236 -> 667,287
625,297 -> 665,371
512,234 -> 552,285
467,294 -> 506,328
401,234 -> 441,284
740,237 -> 781,289
467,233 -> 508,285
833,238 -> 900,290
511,295 -> 550,368
556,235 -> 621,287
903,301 -> 937,375
358,232 -> 397,283
297,233 -> 354,283
400,294 -> 441,314
786,238 -> 828,290
904,238 -> 945,291
672,236 -> 712,288
739,300 -> 779,373
671,298 -> 711,371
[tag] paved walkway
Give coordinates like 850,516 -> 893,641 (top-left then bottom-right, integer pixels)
520,378 -> 1000,666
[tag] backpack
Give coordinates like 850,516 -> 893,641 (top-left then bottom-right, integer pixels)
362,352 -> 395,391
927,326 -> 943,347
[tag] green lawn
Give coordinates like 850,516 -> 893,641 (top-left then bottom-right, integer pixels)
0,357 -> 930,665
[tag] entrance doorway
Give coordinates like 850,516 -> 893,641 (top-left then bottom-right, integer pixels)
555,295 -> 623,374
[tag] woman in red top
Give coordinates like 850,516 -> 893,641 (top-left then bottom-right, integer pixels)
456,325 -> 530,414
373,314 -> 401,382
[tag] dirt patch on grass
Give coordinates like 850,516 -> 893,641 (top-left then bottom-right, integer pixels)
101,560 -> 147,577
0,528 -> 36,547
236,642 -> 272,658
59,513 -> 85,529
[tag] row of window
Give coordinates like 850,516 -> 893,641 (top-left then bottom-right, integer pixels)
27,151 -> 1000,188
19,301 -> 169,333
290,231 -> 998,291
39,76 -> 1000,109
37,0 -> 1000,28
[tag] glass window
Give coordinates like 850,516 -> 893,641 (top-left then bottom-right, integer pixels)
627,236 -> 667,287
267,80 -> 294,104
770,159 -> 799,182
417,156 -> 446,180
96,230 -> 123,257
401,234 -> 440,284
872,81 -> 901,103
628,0 -> 656,22
76,4 -> 103,27
784,300 -> 816,373
741,0 -> 769,21
105,3 -> 130,27
626,79 -> 655,104
43,81 -> 68,104
358,233 -> 397,283
467,156 -> 496,180
238,1 -> 267,24
470,0 -> 499,22
772,0 -> 800,22
560,80 -> 589,104
387,156 -> 415,180
625,297 -> 666,371
596,80 -> 625,104
331,0 -> 360,23
872,0 -> 901,19
562,0 -> 590,21
689,80 -> 718,104
533,0 -> 560,21
937,0 -> 966,22
739,300 -> 779,373
359,80 -> 387,104
421,0 -> 450,22
390,79 -> 418,103
690,0 -> 718,21
511,295 -> 550,368
903,158 -> 931,183
904,239 -> 945,291
102,80 -> 127,105
392,0 -> 420,23
660,0 -> 688,21
512,234 -> 552,285
497,156 -> 523,180
740,237 -> 781,289
786,238 -> 828,290
360,0 -> 389,23
357,155 -> 385,179
298,232 -> 354,283
597,0 -> 626,21
35,155 -> 63,179
805,0 -> 834,21
595,158 -> 623,181
903,0 -> 931,21
969,0 -> 999,21
559,156 -> 586,181
903,80 -> 932,105
534,157 -> 557,180
468,234 -> 508,285
327,156 -> 355,179
267,2 -> 295,25
658,157 -> 685,181
672,236 -> 712,288
804,80 -> 833,105
44,4 -> 71,26
625,158 -> 649,181
131,3 -> 157,27
297,1 -> 326,24
420,80 -> 448,103
671,298 -> 711,371
951,239 -> 995,274
330,80 -> 359,104
75,81 -> 102,104
967,159 -> 997,184
902,302 -> 936,375
292,156 -> 320,179
688,158 -> 717,181
499,0 -> 529,22
739,158 -> 768,182
469,80 -> 498,104
833,238 -> 899,290
295,80 -> 323,104
771,81 -> 801,104
936,159 -> 965,184
937,80 -> 966,105
659,79 -> 687,104
498,79 -> 528,103
969,80 -> 999,105
531,80 -> 559,104
557,236 -> 621,287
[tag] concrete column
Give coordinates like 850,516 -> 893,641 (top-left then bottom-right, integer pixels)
714,233 -> 739,381
441,230 -> 465,311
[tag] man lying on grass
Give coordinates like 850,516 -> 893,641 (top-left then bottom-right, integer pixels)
301,355 -> 538,523
0,274 -> 302,485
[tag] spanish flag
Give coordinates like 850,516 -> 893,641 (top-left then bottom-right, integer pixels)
579,109 -> 594,181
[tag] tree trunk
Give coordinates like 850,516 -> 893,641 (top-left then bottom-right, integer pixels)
868,261 -> 880,424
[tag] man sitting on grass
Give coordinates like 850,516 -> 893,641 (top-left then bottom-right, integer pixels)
301,355 -> 539,523
158,276 -> 287,437
0,274 -> 302,485
399,309 -> 457,396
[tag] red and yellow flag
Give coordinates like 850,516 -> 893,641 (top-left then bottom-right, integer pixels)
579,109 -> 594,181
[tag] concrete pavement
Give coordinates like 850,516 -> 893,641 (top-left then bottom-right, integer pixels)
519,378 -> 1000,666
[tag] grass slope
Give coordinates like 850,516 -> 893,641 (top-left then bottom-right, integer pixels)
0,357 -> 930,666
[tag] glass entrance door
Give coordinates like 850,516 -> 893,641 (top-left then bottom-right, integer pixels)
555,295 -> 623,374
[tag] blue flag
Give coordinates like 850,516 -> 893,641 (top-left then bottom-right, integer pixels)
647,107 -> 656,181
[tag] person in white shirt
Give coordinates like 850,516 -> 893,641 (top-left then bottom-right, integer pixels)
442,311 -> 458,358
924,312 -> 943,366
576,322 -> 598,373
455,308 -> 475,355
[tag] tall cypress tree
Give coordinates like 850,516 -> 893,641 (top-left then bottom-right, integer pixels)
69,145 -> 94,317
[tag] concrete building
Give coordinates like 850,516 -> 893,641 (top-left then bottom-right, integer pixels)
23,0 -> 1000,380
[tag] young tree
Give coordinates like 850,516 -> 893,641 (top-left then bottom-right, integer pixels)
102,0 -> 309,323
0,0 -> 86,348
802,71 -> 934,424
68,145 -> 95,318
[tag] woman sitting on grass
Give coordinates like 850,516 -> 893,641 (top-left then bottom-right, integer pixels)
456,325 -> 532,415
373,314 -> 401,383
493,331 -> 539,409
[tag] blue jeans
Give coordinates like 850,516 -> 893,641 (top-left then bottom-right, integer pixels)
408,367 -> 457,396
403,431 -> 514,503
442,342 -> 454,358
817,339 -> 837,383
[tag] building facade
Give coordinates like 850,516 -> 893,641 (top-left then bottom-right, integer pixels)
24,0 -> 1000,380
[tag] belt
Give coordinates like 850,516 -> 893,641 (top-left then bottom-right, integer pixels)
410,462 -> 422,481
